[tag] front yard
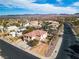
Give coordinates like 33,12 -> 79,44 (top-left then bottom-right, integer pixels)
30,42 -> 48,56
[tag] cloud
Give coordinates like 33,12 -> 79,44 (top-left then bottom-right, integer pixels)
0,0 -> 78,14
0,0 -> 36,8
73,2 -> 79,7
27,3 -> 77,14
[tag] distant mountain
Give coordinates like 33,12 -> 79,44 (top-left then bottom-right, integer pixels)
0,13 -> 79,19
75,13 -> 79,15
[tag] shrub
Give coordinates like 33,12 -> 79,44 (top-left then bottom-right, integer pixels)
27,39 -> 39,47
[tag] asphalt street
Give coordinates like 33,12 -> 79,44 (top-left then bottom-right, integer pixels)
56,23 -> 77,59
0,39 -> 39,59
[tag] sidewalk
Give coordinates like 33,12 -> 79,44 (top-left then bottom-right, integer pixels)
68,24 -> 78,40
48,25 -> 64,59
49,36 -> 63,59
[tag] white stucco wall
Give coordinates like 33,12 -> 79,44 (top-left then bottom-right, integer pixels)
31,37 -> 36,40
40,33 -> 47,41
9,32 -> 16,37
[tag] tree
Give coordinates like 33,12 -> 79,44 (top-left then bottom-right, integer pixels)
72,20 -> 79,26
46,35 -> 53,44
42,21 -> 53,34
22,26 -> 35,34
42,21 -> 52,31
27,39 -> 39,47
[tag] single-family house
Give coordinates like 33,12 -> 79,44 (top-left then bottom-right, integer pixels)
29,21 -> 39,27
23,23 -> 30,27
9,31 -> 22,37
51,21 -> 60,30
16,31 -> 22,37
23,30 -> 47,42
77,18 -> 79,20
7,26 -> 18,32
0,26 -> 4,32
18,27 -> 26,32
9,31 -> 16,37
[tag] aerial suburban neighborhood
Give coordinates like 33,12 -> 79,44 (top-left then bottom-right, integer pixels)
0,0 -> 79,59
0,15 -> 64,59
0,14 -> 79,59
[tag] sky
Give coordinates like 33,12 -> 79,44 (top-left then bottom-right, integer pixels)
0,0 -> 79,15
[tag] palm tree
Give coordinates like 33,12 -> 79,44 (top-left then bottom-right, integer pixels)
42,21 -> 53,34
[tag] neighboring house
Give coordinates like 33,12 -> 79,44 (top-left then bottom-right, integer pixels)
7,26 -> 22,37
77,18 -> 79,20
18,27 -> 26,32
0,26 -> 4,32
9,31 -> 16,37
7,26 -> 18,32
16,31 -> 22,37
9,31 -> 22,37
29,21 -> 39,27
8,26 -> 27,37
51,21 -> 60,29
23,23 -> 30,27
23,30 -> 47,42
43,21 -> 60,30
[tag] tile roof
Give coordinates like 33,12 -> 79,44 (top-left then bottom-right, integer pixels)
24,30 -> 47,37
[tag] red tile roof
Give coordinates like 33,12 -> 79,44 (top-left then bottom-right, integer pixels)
24,30 -> 47,37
